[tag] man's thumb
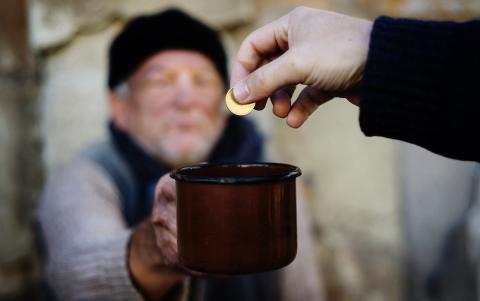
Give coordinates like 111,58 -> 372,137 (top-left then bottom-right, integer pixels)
232,51 -> 302,104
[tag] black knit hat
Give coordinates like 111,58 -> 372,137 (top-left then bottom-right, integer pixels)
108,8 -> 228,89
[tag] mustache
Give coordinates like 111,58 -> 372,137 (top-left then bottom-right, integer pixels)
161,111 -> 212,127
156,114 -> 225,167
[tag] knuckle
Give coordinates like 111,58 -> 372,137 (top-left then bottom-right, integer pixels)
291,6 -> 306,14
155,177 -> 168,196
289,51 -> 310,82
154,182 -> 162,197
291,6 -> 311,18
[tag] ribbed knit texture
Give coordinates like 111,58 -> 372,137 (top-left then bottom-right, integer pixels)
38,158 -> 144,300
360,16 -> 480,162
49,232 -> 142,300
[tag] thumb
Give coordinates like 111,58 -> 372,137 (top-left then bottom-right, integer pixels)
232,51 -> 303,104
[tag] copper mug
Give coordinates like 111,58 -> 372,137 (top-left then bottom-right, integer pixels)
170,162 -> 301,275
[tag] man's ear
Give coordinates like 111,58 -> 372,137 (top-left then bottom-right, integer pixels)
108,91 -> 129,131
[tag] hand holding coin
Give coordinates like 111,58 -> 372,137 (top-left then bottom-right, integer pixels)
229,7 -> 370,127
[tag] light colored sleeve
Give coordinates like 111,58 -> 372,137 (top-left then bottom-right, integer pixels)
280,185 -> 325,301
37,158 -> 143,301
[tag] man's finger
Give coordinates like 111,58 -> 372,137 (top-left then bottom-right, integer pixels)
230,14 -> 289,88
155,175 -> 176,205
286,87 -> 333,128
271,85 -> 296,118
152,203 -> 177,234
155,230 -> 178,266
232,51 -> 305,105
252,58 -> 274,111
155,228 -> 177,248
254,99 -> 268,110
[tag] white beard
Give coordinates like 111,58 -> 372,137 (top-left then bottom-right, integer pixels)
154,111 -> 225,168
156,133 -> 217,168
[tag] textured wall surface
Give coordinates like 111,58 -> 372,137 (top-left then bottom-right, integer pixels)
0,0 -> 42,299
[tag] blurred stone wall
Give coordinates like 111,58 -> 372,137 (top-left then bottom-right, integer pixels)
0,0 -> 42,300
0,0 -> 479,300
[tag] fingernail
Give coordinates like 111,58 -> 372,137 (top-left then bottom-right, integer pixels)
233,81 -> 250,103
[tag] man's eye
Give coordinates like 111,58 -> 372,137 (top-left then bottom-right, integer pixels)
194,77 -> 211,86
158,78 -> 172,85
151,77 -> 174,86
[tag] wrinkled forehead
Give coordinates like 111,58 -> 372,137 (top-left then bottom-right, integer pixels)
132,49 -> 221,79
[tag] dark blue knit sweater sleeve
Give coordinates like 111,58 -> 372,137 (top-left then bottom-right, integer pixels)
359,16 -> 480,162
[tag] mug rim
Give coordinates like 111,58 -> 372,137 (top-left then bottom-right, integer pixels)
170,162 -> 301,184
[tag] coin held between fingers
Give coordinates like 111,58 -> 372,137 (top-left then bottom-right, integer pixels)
225,88 -> 255,116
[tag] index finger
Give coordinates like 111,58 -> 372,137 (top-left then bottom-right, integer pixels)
230,14 -> 290,87
155,174 -> 177,204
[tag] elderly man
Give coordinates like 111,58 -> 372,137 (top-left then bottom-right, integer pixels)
37,9 -> 322,301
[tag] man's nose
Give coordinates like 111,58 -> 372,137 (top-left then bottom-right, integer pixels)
173,75 -> 196,109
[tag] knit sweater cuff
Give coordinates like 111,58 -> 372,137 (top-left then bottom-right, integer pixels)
102,231 -> 143,300
359,16 -> 466,158
49,231 -> 143,300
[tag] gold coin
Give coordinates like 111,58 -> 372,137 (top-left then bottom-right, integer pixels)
225,88 -> 255,116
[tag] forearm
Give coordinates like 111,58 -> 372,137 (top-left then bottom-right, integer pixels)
128,220 -> 185,300
360,17 -> 480,162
